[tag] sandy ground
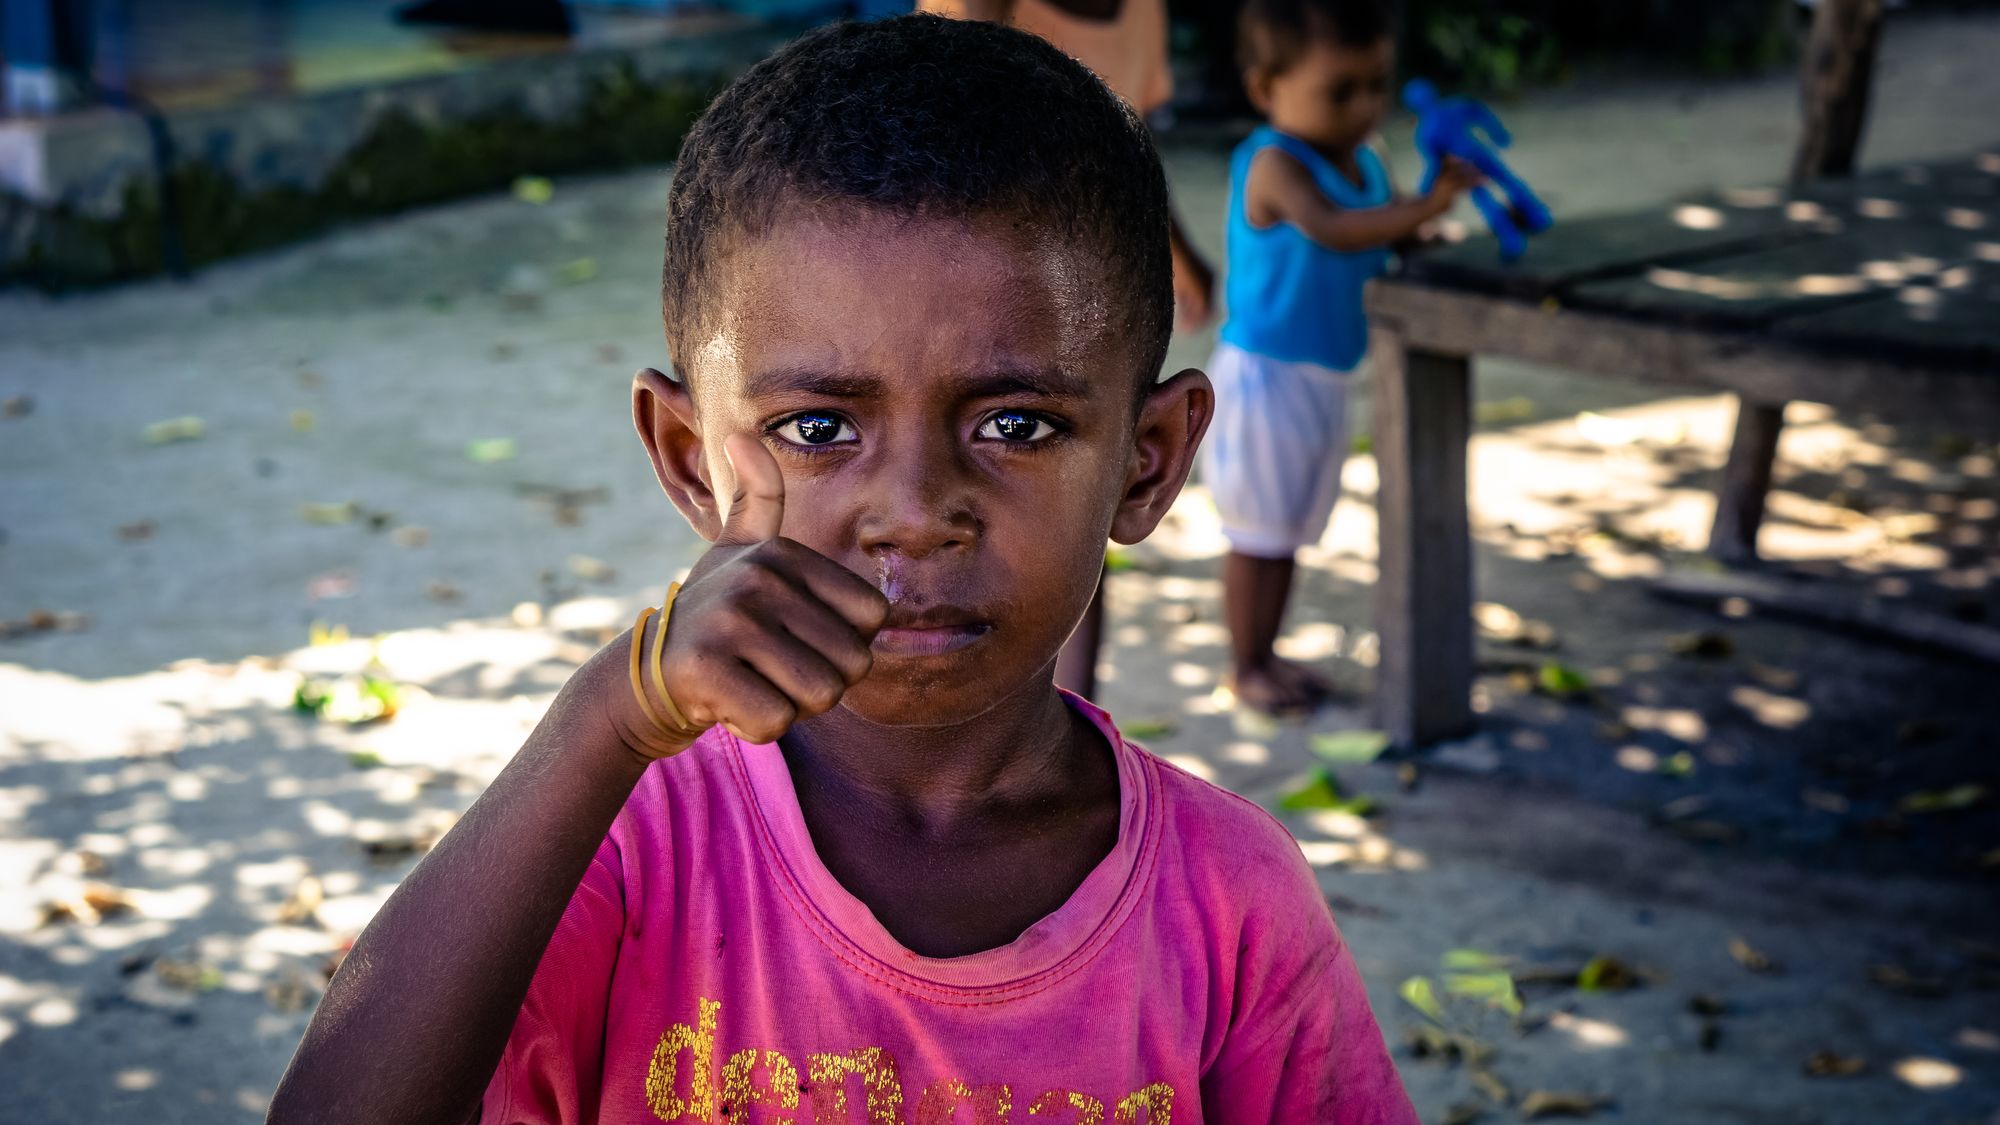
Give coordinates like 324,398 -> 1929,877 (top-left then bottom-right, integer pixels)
3,11 -> 1999,1123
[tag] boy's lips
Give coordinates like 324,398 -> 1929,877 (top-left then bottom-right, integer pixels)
872,608 -> 992,657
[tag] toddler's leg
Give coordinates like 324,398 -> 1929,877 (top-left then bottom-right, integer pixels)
1203,344 -> 1349,715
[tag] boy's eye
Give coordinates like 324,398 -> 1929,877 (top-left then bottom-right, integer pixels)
773,412 -> 856,447
977,411 -> 1056,443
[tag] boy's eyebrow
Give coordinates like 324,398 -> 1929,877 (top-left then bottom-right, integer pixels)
958,365 -> 1091,400
741,367 -> 881,399
741,364 -> 1091,400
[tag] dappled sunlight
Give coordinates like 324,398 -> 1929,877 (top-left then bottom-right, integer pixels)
1893,1057 -> 1964,1090
1546,1010 -> 1631,1049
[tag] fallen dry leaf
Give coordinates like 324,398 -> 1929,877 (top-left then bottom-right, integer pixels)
2,394 -> 32,417
1803,1050 -> 1866,1078
154,957 -> 222,993
568,555 -> 616,582
1729,937 -> 1780,974
1468,1068 -> 1510,1105
1519,1091 -> 1605,1119
392,526 -> 430,548
425,581 -> 461,603
1442,1102 -> 1485,1125
275,875 -> 324,926
1867,963 -> 1948,998
265,970 -> 317,1013
1667,631 -> 1734,658
116,520 -> 155,541
142,416 -> 204,444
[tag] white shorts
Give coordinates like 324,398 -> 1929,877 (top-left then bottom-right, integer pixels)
1200,340 -> 1354,559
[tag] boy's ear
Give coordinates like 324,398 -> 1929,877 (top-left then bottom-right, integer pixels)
633,367 -> 724,540
1110,368 -> 1213,545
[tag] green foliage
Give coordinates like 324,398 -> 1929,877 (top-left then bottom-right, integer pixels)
1401,0 -> 1794,94
6,65 -> 723,288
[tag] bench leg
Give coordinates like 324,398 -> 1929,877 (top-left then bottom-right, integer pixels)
1710,399 -> 1785,565
1371,332 -> 1475,748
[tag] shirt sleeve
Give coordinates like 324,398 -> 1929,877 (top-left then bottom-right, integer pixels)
480,834 -> 627,1125
1200,839 -> 1418,1125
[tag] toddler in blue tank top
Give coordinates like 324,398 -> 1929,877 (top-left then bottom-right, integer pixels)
1206,0 -> 1480,714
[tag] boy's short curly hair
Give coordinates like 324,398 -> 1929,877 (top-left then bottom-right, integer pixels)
1238,0 -> 1394,77
662,14 -> 1172,391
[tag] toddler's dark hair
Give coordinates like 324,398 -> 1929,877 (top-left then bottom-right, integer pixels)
662,14 -> 1171,390
1239,0 -> 1394,77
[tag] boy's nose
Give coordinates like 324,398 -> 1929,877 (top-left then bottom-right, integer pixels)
855,447 -> 979,561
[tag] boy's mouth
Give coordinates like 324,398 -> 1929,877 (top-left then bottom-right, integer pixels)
873,609 -> 992,658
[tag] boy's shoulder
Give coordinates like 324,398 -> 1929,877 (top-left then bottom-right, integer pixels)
1126,736 -> 1322,899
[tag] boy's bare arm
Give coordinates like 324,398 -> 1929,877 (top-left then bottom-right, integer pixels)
269,437 -> 885,1124
1246,147 -> 1479,254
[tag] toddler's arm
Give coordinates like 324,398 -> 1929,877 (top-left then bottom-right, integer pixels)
268,436 -> 885,1124
1246,146 -> 1480,254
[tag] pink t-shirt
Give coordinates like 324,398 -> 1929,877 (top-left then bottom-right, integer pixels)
483,697 -> 1416,1124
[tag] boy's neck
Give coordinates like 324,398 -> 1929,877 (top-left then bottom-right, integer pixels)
778,668 -> 1108,833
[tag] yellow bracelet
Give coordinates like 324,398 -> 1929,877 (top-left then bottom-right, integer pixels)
627,606 -> 671,735
651,582 -> 703,734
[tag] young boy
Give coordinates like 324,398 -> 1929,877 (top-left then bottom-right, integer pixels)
1207,0 -> 1478,714
270,16 -> 1416,1123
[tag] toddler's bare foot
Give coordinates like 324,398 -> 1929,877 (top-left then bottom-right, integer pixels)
1230,659 -> 1326,717
1271,659 -> 1336,703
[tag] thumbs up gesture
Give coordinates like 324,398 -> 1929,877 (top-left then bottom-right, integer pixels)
627,433 -> 888,753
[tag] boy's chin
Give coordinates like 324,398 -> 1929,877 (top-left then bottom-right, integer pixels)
835,660 -> 1048,728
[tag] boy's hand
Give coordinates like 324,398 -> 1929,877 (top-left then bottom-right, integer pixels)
1426,157 -> 1484,211
626,434 -> 887,754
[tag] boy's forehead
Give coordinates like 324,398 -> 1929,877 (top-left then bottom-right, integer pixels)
686,210 -> 1127,398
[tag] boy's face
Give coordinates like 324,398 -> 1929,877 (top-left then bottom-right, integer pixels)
1251,37 -> 1395,154
637,210 -> 1211,727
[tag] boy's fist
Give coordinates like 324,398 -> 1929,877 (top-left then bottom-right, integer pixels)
625,433 -> 886,755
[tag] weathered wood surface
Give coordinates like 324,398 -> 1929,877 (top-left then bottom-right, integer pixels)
1793,0 -> 1886,181
1392,148 -> 2000,372
1370,333 -> 1475,748
1709,402 -> 1786,565
1650,569 -> 2000,664
1365,282 -> 2000,428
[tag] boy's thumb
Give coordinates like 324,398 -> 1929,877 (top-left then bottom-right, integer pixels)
716,432 -> 785,545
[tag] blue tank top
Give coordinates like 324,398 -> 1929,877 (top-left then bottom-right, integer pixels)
1218,126 -> 1392,373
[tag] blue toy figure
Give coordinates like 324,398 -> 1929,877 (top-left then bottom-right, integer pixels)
1403,79 -> 1553,260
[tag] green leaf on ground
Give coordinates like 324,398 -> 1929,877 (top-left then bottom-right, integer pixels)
1401,975 -> 1446,1023
1103,547 -> 1136,573
1123,718 -> 1178,740
1311,730 -> 1391,764
1474,397 -> 1535,425
512,176 -> 554,204
1658,751 -> 1696,779
1577,955 -> 1639,992
1351,434 -> 1373,455
1276,768 -> 1378,815
143,416 -> 205,444
1442,948 -> 1510,972
1537,661 -> 1592,698
1445,971 -> 1523,1016
466,438 -> 518,463
348,750 -> 384,769
1897,784 -> 1986,814
558,257 -> 599,284
299,501 -> 358,525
